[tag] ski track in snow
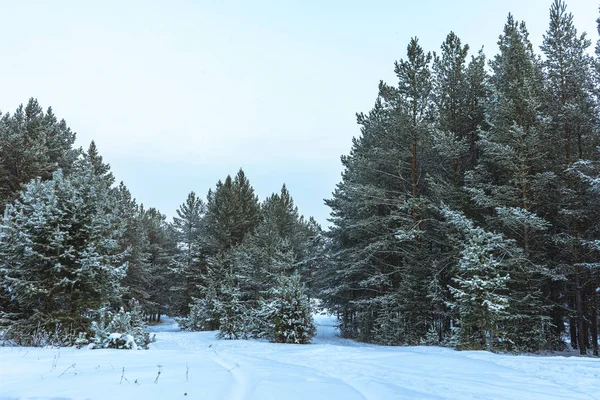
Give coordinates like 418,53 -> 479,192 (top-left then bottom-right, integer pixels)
1,314 -> 599,400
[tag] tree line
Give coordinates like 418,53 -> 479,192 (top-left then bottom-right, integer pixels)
0,0 -> 599,353
320,1 -> 600,354
0,101 -> 320,345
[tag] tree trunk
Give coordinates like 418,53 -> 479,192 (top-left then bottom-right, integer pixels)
583,316 -> 590,350
411,139 -> 418,221
591,292 -> 598,356
574,267 -> 586,355
569,317 -> 578,349
551,308 -> 563,348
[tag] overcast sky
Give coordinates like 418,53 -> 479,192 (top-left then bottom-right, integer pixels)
1,0 -> 598,227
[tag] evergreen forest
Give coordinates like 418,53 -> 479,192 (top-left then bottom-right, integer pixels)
1,0 -> 599,355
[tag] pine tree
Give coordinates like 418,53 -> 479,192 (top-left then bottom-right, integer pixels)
427,34 -> 489,342
181,251 -> 230,332
202,169 -> 260,256
182,182 -> 321,340
430,34 -> 487,210
596,7 -> 600,88
181,170 -> 260,330
255,185 -> 321,292
258,273 -> 316,344
465,15 -> 553,351
0,162 -> 127,344
89,299 -> 154,350
443,209 -> 511,350
216,272 -> 249,340
323,98 -> 410,341
170,191 -> 205,315
0,99 -> 78,210
541,0 -> 600,354
173,191 -> 204,269
181,284 -> 220,331
117,184 -> 152,311
323,38 -> 440,344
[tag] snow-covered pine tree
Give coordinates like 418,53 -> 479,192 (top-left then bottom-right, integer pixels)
424,35 -> 490,342
565,158 -> 600,356
241,238 -> 297,337
594,9 -> 600,356
229,222 -> 286,307
464,14 -> 554,352
234,185 -> 320,304
89,299 -> 154,350
0,157 -> 127,345
181,170 -> 260,332
443,210 -> 511,350
216,271 -> 249,340
596,7 -> 600,89
260,185 -> 320,284
82,144 -> 175,323
323,38 -> 440,344
181,180 -> 321,341
371,294 -> 405,346
258,273 -> 316,344
181,250 -> 231,332
540,0 -> 600,355
181,284 -> 220,331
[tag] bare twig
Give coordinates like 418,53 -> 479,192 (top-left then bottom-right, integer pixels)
154,365 -> 162,384
120,367 -> 129,384
227,363 -> 239,372
58,364 -> 76,378
50,352 -> 60,372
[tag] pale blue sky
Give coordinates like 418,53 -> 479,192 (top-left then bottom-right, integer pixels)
1,0 -> 598,227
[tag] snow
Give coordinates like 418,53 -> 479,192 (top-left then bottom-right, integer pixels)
1,314 -> 599,399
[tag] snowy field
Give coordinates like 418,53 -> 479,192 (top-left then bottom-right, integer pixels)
1,315 -> 599,400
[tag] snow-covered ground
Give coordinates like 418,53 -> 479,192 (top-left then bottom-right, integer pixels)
1,315 -> 599,400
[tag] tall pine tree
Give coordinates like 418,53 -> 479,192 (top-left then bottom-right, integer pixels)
541,0 -> 600,354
